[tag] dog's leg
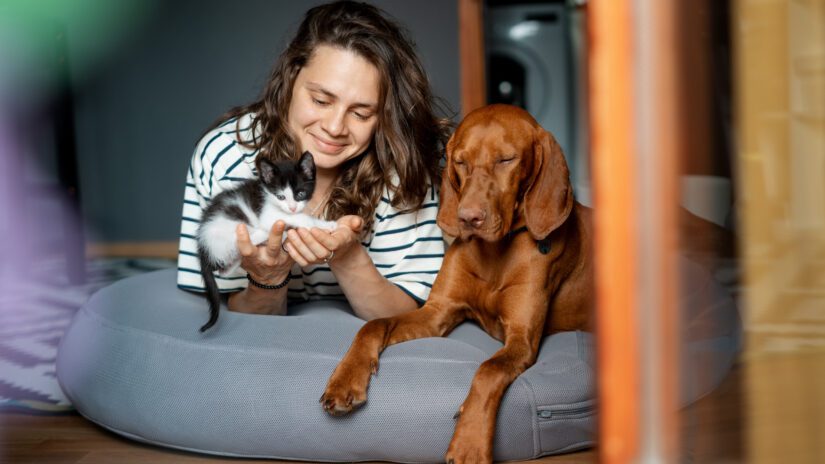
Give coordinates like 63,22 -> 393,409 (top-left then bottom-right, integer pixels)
445,317 -> 545,464
320,301 -> 465,415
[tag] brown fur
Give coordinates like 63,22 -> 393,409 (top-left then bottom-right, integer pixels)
320,104 -> 593,463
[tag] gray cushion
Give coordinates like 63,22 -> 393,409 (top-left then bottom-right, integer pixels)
56,254 -> 738,462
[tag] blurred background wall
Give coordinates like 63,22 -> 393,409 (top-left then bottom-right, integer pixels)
3,0 -> 461,247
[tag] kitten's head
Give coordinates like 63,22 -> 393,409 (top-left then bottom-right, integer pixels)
259,151 -> 317,213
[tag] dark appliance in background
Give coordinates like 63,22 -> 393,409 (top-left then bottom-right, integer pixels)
486,0 -> 588,201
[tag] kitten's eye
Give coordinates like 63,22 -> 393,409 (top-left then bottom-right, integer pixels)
295,191 -> 306,200
276,194 -> 286,201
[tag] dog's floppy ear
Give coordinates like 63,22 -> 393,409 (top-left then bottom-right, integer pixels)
436,134 -> 461,237
524,129 -> 573,240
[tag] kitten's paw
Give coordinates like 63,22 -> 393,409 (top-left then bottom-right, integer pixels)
318,220 -> 338,231
303,218 -> 337,231
284,214 -> 317,230
249,228 -> 269,245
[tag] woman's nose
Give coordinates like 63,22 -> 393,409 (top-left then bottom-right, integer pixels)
321,107 -> 348,137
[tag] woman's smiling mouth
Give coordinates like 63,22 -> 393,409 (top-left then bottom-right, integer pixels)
311,133 -> 348,154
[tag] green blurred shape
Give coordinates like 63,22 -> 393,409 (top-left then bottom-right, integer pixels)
0,0 -> 159,93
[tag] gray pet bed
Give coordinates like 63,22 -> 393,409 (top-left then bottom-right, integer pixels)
57,256 -> 739,462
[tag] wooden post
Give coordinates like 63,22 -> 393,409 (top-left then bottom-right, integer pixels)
458,0 -> 486,116
591,1 -> 681,462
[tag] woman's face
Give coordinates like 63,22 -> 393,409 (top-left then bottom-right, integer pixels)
288,45 -> 381,176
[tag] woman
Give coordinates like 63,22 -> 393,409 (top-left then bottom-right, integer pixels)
177,1 -> 450,320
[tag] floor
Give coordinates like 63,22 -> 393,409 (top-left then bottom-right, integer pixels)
0,415 -> 595,463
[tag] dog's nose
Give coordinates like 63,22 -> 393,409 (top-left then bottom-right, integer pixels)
458,207 -> 486,229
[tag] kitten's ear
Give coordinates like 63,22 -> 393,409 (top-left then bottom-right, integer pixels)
258,159 -> 280,184
298,151 -> 316,181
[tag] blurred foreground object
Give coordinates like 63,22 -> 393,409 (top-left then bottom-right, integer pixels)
734,0 -> 825,463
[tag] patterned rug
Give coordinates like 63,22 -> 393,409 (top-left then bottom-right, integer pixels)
0,257 -> 175,414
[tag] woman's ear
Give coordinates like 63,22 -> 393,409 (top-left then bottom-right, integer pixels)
436,135 -> 461,237
524,130 -> 573,240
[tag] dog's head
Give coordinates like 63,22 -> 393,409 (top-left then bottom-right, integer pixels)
437,104 -> 573,242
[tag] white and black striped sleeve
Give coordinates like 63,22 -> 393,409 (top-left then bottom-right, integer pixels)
367,184 -> 445,305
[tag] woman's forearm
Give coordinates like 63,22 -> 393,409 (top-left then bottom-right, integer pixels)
329,245 -> 418,320
227,284 -> 288,315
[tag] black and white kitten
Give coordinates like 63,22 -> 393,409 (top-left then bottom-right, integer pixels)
196,151 -> 336,332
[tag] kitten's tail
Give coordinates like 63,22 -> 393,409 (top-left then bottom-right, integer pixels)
197,248 -> 221,332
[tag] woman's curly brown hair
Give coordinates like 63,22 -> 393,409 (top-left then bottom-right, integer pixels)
212,1 -> 452,231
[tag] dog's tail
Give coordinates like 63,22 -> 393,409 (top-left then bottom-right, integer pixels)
197,247 -> 222,332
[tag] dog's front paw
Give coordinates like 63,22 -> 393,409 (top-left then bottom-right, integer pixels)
445,429 -> 493,464
319,358 -> 378,416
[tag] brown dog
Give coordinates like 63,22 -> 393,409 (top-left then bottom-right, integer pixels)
320,104 -> 593,463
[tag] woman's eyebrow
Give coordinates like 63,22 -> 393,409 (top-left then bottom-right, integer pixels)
306,82 -> 377,110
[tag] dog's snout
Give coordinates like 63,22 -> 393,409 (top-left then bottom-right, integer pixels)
458,207 -> 486,229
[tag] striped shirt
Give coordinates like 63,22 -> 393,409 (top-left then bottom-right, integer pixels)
177,113 -> 445,305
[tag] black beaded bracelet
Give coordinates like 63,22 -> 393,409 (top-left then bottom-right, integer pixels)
246,273 -> 291,290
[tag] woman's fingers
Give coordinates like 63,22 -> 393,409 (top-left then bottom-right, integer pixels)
299,228 -> 334,259
320,217 -> 360,251
282,217 -> 363,267
266,221 -> 287,258
236,223 -> 255,257
286,228 -> 332,266
337,215 -> 364,233
237,222 -> 294,279
310,227 -> 339,250
285,229 -> 313,266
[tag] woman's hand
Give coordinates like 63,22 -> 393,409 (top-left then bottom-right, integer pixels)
236,221 -> 294,285
227,221 -> 294,316
283,215 -> 364,267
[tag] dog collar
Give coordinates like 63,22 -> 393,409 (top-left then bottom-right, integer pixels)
508,226 -> 551,255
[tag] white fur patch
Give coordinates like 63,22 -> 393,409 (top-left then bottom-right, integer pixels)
198,215 -> 241,270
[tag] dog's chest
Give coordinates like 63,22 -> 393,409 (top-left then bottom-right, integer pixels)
457,244 -> 553,333
460,236 -> 553,284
